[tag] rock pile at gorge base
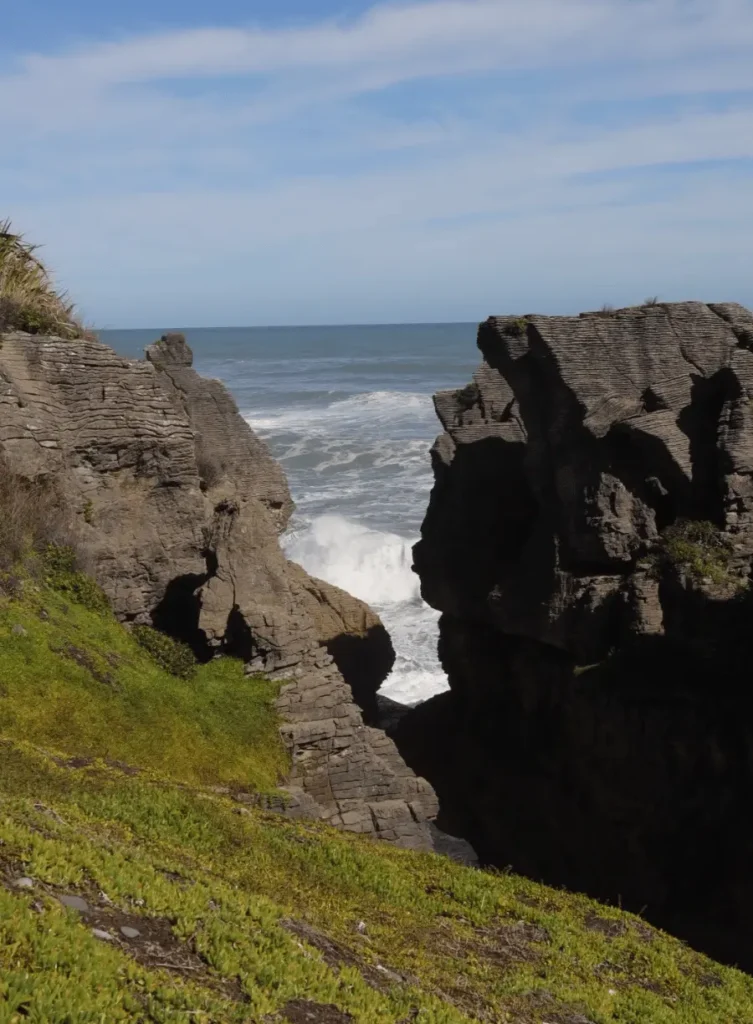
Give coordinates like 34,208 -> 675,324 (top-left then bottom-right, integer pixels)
0,329 -> 437,846
400,301 -> 753,969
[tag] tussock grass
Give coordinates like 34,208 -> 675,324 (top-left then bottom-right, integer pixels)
0,219 -> 89,339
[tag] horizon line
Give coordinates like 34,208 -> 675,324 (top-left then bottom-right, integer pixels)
96,319 -> 482,333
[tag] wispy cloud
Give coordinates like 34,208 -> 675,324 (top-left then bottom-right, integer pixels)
3,0 -> 753,325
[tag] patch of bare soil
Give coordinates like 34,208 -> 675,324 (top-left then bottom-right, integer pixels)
512,989 -> 598,1024
277,1000 -> 354,1023
583,913 -> 628,939
3,873 -> 246,1003
51,643 -> 119,688
475,920 -> 551,968
280,918 -> 416,993
50,754 -> 141,776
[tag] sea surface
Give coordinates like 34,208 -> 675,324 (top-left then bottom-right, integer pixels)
102,324 -> 479,705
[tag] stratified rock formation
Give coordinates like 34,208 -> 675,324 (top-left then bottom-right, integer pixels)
404,301 -> 753,967
0,330 -> 437,847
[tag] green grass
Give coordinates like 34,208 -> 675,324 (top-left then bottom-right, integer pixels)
3,740 -> 753,1023
2,569 -> 753,1021
0,568 -> 287,794
649,519 -> 737,586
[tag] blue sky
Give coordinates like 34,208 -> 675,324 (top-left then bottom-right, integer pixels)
3,0 -> 753,328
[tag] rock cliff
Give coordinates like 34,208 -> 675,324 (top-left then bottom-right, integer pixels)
402,301 -> 753,968
0,329 -> 437,847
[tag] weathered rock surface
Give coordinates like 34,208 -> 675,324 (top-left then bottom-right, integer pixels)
0,330 -> 437,848
286,563 -> 396,723
403,302 -> 753,967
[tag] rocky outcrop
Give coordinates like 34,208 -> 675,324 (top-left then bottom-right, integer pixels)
286,564 -> 396,723
0,330 -> 437,848
403,302 -> 753,967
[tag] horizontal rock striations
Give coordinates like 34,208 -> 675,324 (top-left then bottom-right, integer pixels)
404,301 -> 753,967
0,330 -> 437,848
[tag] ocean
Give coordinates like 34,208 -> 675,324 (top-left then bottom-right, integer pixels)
102,323 -> 480,705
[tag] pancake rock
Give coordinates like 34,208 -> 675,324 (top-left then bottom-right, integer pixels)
403,301 -> 753,967
0,329 -> 437,847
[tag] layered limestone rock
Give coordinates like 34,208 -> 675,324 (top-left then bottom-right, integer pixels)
403,301 -> 753,967
0,330 -> 437,848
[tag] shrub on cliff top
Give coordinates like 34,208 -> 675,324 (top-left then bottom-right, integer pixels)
0,219 -> 88,339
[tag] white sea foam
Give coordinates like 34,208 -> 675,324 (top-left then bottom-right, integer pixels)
246,389 -> 449,706
283,514 -> 448,705
284,514 -> 419,605
246,390 -> 436,436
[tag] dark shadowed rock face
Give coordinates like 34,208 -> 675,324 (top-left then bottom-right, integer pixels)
403,302 -> 753,968
0,330 -> 437,848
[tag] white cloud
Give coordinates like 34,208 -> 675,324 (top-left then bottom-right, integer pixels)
2,0 -> 753,324
13,0 -> 753,85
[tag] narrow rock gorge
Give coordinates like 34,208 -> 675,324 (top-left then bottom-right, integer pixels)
0,330 -> 437,847
397,301 -> 753,970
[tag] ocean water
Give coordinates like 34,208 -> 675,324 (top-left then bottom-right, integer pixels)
102,324 -> 479,704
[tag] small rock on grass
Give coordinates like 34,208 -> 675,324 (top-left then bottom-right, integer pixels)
11,624 -> 27,636
13,877 -> 34,889
59,894 -> 89,913
120,926 -> 140,939
92,929 -> 114,941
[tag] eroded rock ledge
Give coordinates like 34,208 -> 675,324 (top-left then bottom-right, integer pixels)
401,301 -> 753,968
0,330 -> 437,847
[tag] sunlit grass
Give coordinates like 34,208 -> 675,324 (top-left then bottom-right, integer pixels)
0,219 -> 89,339
2,571 -> 753,1021
0,572 -> 288,793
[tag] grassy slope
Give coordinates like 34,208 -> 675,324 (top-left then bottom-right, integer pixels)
2,575 -> 753,1022
0,573 -> 286,793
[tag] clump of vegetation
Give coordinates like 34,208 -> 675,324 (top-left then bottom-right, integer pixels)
504,317 -> 528,337
132,623 -> 197,679
651,519 -> 735,585
0,460 -> 70,570
41,544 -> 110,614
643,295 -> 660,307
197,450 -> 225,490
0,219 -> 88,339
0,460 -> 109,614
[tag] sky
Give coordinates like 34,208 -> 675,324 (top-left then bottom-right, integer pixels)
2,0 -> 753,328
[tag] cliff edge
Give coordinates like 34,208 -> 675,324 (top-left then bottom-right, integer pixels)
401,301 -> 753,968
0,329 -> 437,847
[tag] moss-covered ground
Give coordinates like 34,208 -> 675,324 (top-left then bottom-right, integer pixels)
2,569 -> 753,1022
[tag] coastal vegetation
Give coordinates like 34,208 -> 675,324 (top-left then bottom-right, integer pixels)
649,519 -> 736,585
0,219 -> 88,338
0,532 -> 752,1019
